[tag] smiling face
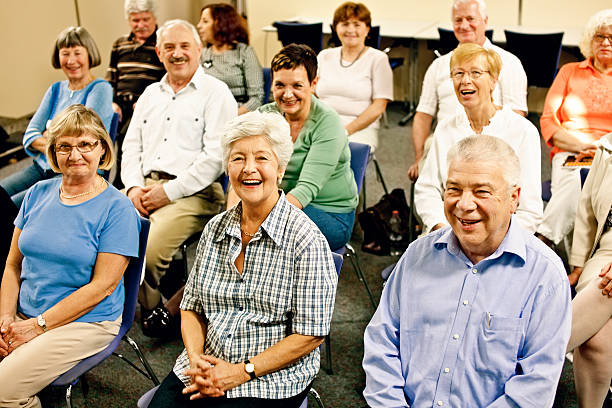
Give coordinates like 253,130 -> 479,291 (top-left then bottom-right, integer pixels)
59,45 -> 90,83
197,8 -> 215,45
444,158 -> 519,264
156,23 -> 201,84
452,0 -> 488,45
336,17 -> 369,49
228,135 -> 282,211
452,55 -> 496,110
128,11 -> 156,43
592,25 -> 612,67
55,132 -> 105,181
272,66 -> 317,121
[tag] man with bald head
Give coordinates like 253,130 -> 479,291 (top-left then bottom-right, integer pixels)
121,19 -> 236,318
407,0 -> 528,181
364,136 -> 570,407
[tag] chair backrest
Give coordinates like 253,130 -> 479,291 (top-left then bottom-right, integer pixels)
109,112 -> 120,143
348,142 -> 371,195
580,167 -> 589,188
273,21 -> 323,54
437,27 -> 493,55
504,30 -> 563,87
50,216 -> 151,386
328,25 -> 381,49
263,67 -> 272,104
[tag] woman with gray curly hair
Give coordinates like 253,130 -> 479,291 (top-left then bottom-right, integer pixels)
148,111 -> 337,407
536,9 -> 612,253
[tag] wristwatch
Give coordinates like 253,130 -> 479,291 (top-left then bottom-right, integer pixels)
37,314 -> 47,332
244,359 -> 256,380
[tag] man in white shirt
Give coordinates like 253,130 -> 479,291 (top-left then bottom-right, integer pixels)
122,19 -> 236,311
407,0 -> 528,181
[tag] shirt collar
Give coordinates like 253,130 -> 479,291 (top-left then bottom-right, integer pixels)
160,65 -> 204,93
213,191 -> 289,248
482,37 -> 494,49
434,216 -> 526,266
578,58 -> 597,71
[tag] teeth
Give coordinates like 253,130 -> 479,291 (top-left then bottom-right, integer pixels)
242,180 -> 261,185
460,218 -> 479,225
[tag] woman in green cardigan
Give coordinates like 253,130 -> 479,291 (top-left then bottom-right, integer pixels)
228,44 -> 358,250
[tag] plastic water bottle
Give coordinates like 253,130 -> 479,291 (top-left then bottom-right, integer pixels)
389,210 -> 403,256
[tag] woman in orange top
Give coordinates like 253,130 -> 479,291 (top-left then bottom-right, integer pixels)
536,9 -> 612,250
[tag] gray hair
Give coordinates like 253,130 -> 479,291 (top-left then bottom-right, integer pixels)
156,19 -> 201,48
221,111 -> 294,172
452,0 -> 488,19
124,0 -> 156,19
447,135 -> 520,190
579,9 -> 612,59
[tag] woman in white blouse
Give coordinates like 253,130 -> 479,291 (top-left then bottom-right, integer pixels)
316,2 -> 393,152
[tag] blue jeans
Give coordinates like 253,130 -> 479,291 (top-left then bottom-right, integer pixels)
0,162 -> 58,208
302,205 -> 355,251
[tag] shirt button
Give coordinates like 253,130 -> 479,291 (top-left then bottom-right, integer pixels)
444,367 -> 450,373
452,334 -> 459,340
167,117 -> 170,120
163,138 -> 167,141
472,268 -> 478,274
238,306 -> 244,311
437,401 -> 444,406
172,96 -> 176,100
463,300 -> 469,305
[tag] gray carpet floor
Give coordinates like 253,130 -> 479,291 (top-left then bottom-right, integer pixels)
1,104 -> 584,407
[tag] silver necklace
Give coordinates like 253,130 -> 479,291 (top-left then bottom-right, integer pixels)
340,46 -> 367,68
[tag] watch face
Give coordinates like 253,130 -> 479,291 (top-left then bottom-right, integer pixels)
245,363 -> 255,373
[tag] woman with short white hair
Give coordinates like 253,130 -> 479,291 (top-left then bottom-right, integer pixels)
148,111 -> 337,407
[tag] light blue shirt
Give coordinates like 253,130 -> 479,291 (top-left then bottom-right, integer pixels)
23,79 -> 113,171
363,219 -> 571,408
15,178 -> 140,323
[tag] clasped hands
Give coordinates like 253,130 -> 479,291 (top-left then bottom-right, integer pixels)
182,355 -> 250,400
127,184 -> 171,216
0,315 -> 43,359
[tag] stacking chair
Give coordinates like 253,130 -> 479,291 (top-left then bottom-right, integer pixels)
323,252 -> 344,375
334,142 -> 377,310
102,112 -> 120,180
504,30 -> 563,88
50,217 -> 159,408
435,27 -> 493,56
273,21 -> 323,53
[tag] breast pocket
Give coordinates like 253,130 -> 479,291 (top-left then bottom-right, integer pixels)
472,312 -> 523,379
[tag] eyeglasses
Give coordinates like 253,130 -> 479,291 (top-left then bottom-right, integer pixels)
451,69 -> 489,80
55,140 -> 99,155
593,33 -> 612,43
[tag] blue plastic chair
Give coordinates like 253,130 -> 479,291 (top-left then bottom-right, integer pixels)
504,30 -> 563,88
101,112 -> 120,180
50,217 -> 159,408
333,142 -> 377,311
435,27 -> 493,56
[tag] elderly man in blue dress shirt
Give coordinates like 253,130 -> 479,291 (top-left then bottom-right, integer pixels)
363,135 -> 571,408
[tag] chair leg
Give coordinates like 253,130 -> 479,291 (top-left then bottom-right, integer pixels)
309,388 -> 325,408
371,156 -> 389,196
81,376 -> 89,397
324,334 -> 333,375
181,243 -> 189,280
345,243 -> 377,310
408,181 -> 416,243
121,335 -> 160,385
65,384 -> 73,408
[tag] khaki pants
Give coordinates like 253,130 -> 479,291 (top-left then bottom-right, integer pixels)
139,178 -> 225,309
0,317 -> 120,408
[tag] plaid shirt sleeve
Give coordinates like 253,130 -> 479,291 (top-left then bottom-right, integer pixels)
291,230 -> 337,336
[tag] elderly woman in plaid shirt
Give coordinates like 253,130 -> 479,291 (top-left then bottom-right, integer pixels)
148,111 -> 338,408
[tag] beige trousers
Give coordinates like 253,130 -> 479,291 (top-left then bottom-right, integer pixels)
0,317 -> 120,408
139,179 -> 225,309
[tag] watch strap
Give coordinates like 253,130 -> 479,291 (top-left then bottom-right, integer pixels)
244,359 -> 256,380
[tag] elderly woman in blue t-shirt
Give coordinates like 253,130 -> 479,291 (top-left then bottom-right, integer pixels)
0,105 -> 140,407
